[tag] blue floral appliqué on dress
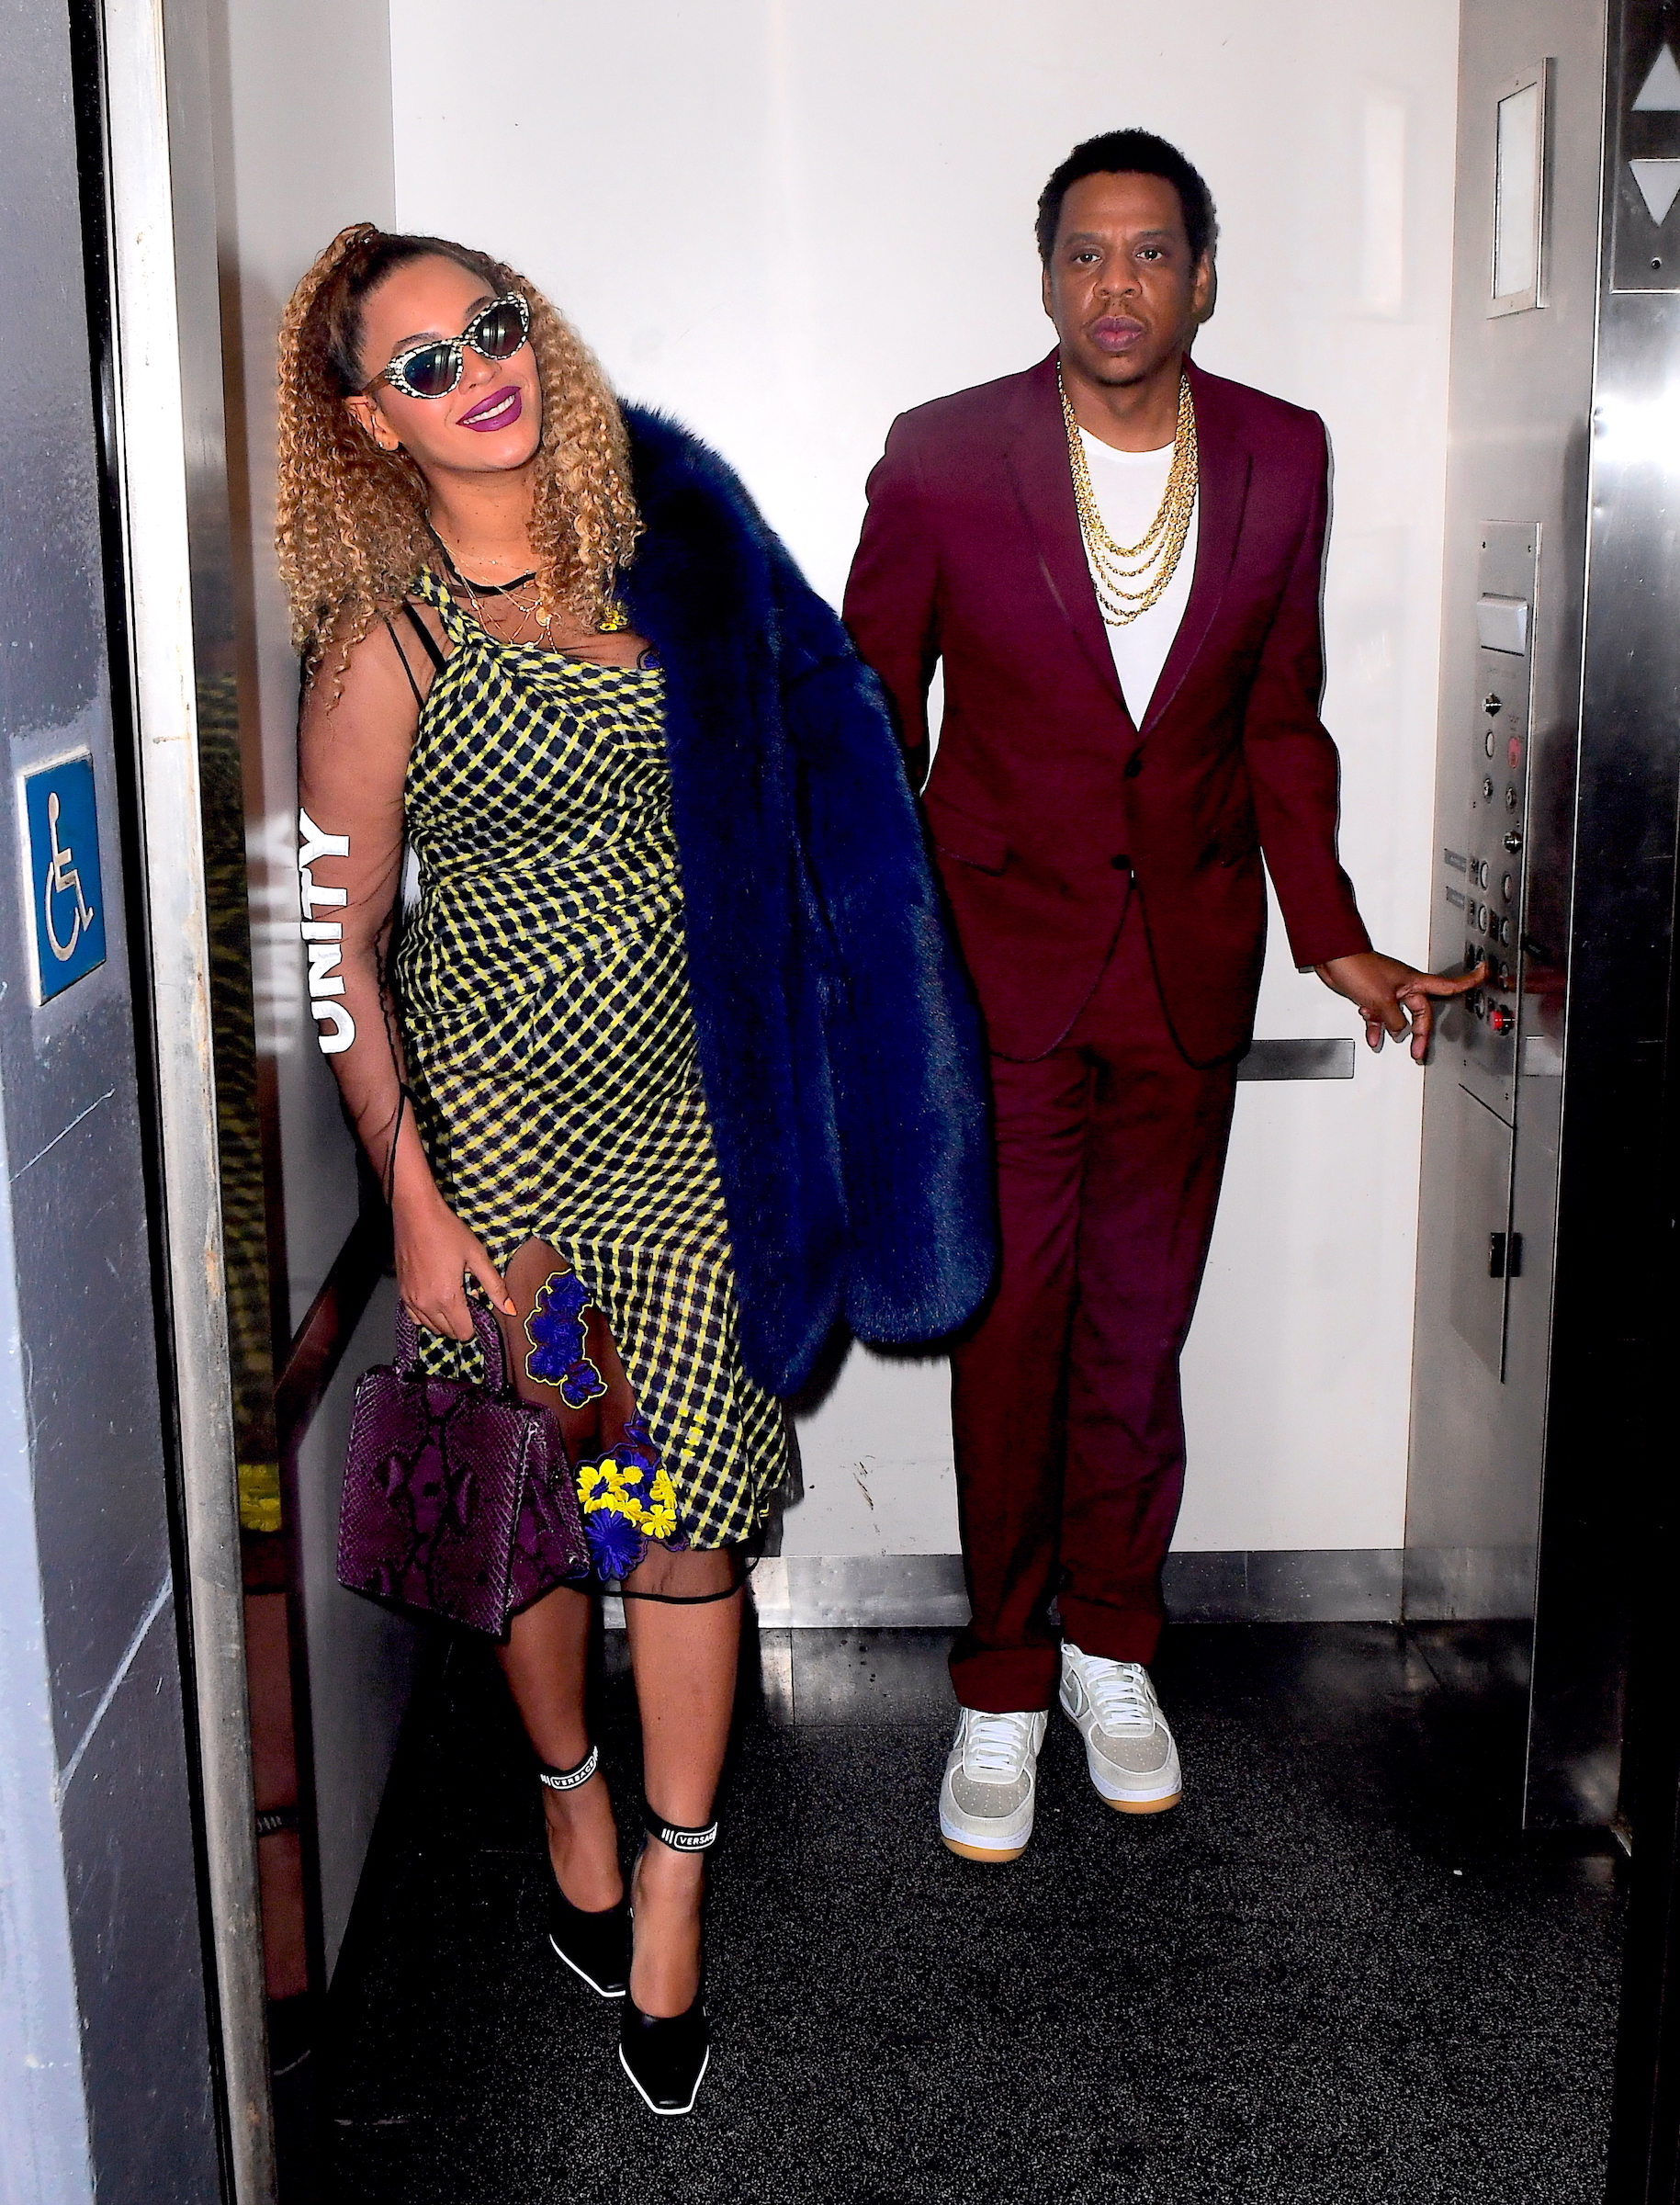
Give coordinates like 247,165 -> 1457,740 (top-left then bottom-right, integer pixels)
524,1270 -> 608,1408
575,1413 -> 684,1579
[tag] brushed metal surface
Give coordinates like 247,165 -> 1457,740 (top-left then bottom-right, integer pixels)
1407,0 -> 1605,1758
624,1551 -> 1410,1631
1235,1038 -> 1357,1080
96,0 -> 276,2186
1522,0 -> 1680,1831
1409,0 -> 1674,1832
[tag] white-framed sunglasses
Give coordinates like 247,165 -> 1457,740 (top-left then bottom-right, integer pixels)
366,291 -> 531,401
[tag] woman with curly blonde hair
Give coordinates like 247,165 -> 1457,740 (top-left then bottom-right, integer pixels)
278,223 -> 991,2114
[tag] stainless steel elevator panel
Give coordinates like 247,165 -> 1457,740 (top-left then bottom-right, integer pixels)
1448,1086 -> 1516,1379
1410,0 -> 1678,1828
1446,523 -> 1538,1128
1440,525 -> 1539,1382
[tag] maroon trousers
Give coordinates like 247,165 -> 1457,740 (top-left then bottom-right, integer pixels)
949,903 -> 1240,1712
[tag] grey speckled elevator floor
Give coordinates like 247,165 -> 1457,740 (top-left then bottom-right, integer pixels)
309,1618 -> 1623,2205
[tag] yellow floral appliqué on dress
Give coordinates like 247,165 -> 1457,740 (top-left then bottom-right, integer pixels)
576,1417 -> 681,1573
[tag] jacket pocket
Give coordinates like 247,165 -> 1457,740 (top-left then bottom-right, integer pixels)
922,791 -> 1009,876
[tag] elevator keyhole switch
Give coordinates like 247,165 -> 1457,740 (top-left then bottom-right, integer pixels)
1487,1230 -> 1524,1278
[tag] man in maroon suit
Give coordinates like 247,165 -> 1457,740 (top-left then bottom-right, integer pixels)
844,130 -> 1475,1861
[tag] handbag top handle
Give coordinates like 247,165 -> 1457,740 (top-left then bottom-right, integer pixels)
393,1300 -> 513,1396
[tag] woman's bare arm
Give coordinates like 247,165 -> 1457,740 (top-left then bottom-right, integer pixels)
297,621 -> 513,1337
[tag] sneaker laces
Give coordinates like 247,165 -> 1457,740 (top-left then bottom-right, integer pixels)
1080,1657 -> 1156,1735
962,1710 -> 1039,1779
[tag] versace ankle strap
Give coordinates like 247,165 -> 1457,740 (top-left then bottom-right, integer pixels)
643,1802 -> 717,1852
538,1744 -> 599,1792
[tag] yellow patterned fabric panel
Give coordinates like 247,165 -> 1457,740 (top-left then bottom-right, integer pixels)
394,571 -> 788,1557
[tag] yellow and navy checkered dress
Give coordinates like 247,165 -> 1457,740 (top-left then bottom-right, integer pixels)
394,571 -> 788,1568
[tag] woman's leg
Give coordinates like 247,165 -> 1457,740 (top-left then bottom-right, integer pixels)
496,1585 -> 621,1910
622,1545 -> 743,2016
493,1238 -> 636,1913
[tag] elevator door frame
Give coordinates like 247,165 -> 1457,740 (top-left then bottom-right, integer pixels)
81,0 -> 275,2193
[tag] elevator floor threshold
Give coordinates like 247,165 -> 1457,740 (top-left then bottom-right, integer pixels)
305,1620 -> 1621,2203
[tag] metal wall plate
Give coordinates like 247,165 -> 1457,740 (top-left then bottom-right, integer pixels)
1235,1038 -> 1356,1080
1612,0 -> 1680,288
1490,59 -> 1555,313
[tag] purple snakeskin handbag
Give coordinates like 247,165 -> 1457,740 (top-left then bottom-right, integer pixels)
337,1304 -> 590,1634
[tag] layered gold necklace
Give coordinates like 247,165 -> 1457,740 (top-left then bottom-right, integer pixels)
428,526 -> 627,649
1061,369 -> 1198,627
457,566 -> 552,646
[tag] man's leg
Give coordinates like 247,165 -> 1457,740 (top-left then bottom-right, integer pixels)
948,1042 -> 1092,1714
1057,910 -> 1239,1669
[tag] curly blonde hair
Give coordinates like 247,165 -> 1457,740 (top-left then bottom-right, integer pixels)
276,222 -> 641,684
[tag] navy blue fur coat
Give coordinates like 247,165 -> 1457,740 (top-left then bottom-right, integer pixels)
615,407 -> 993,1396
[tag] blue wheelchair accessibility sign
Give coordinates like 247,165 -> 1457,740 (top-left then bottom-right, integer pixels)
23,753 -> 106,1002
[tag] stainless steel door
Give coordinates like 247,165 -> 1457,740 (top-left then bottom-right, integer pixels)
1410,0 -> 1680,1831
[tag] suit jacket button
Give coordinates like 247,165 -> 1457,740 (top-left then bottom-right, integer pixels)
1111,853 -> 1132,871
1123,754 -> 1144,778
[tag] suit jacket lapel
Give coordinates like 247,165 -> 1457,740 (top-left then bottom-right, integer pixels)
1003,352 -> 1129,720
1140,359 -> 1251,736
1003,353 -> 1252,741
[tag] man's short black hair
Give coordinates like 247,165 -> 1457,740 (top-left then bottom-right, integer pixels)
1035,130 -> 1217,266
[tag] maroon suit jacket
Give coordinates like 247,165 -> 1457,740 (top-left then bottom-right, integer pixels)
842,350 -> 1371,1066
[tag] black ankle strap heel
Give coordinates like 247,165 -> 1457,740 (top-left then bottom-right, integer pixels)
618,1801 -> 715,2113
642,1801 -> 717,1853
537,1746 -> 627,1999
619,1993 -> 710,2116
538,1743 -> 599,1792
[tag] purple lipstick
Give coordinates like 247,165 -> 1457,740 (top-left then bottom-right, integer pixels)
459,385 -> 523,432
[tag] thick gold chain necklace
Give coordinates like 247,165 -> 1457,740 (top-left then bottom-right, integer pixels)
1061,369 -> 1198,627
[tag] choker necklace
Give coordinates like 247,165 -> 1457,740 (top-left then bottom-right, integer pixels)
1061,369 -> 1198,627
426,527 -> 628,642
430,531 -> 551,645
460,568 -> 537,596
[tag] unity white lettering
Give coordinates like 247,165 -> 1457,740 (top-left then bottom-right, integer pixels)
298,808 -> 354,1054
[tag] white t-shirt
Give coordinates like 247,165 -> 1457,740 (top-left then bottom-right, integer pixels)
1077,428 -> 1199,725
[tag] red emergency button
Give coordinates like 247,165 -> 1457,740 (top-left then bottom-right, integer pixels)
1489,1005 -> 1513,1034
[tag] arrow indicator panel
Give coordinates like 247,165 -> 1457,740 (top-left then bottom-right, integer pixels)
1634,44 -> 1680,109
1630,157 -> 1680,224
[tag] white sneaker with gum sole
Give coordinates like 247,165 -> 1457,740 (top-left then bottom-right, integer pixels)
938,1707 -> 1048,1861
1058,1643 -> 1182,1813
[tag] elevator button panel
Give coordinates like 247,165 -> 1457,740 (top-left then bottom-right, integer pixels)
1441,522 -> 1539,1124
1476,594 -> 1530,653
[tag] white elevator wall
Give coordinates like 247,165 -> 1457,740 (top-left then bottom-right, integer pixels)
216,0 -> 397,1330
215,0 -> 425,1973
390,0 -> 1459,1560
